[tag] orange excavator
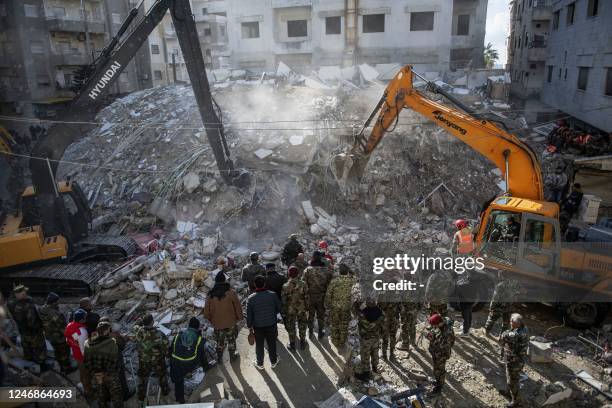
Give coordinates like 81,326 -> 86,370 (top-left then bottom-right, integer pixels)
335,65 -> 611,328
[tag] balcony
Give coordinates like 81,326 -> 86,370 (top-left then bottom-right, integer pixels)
527,40 -> 547,61
46,17 -> 105,33
50,51 -> 90,66
531,0 -> 552,20
271,0 -> 312,8
274,40 -> 312,54
206,1 -> 226,14
195,14 -> 226,23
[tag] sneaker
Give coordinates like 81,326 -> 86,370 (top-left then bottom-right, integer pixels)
252,361 -> 264,370
271,358 -> 280,368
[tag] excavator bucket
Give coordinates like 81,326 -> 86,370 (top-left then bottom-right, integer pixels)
331,152 -> 371,193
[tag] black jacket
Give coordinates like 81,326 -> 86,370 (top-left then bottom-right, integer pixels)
265,271 -> 287,300
246,290 -> 281,328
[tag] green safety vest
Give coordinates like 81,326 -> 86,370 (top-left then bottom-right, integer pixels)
171,332 -> 202,362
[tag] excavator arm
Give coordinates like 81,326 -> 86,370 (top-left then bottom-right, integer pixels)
336,65 -> 544,202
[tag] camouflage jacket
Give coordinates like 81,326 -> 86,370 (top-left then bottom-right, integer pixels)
378,301 -> 400,320
134,325 -> 169,365
501,326 -> 529,365
281,240 -> 303,264
303,266 -> 332,297
39,303 -> 67,343
282,278 -> 309,317
291,260 -> 308,275
325,275 -> 356,312
426,317 -> 455,359
84,335 -> 118,373
7,297 -> 42,336
242,262 -> 266,289
425,271 -> 454,304
358,307 -> 384,340
491,279 -> 521,304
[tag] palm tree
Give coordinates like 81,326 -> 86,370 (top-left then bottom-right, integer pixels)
483,42 -> 500,69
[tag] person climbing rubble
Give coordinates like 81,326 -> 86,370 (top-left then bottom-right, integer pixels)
169,317 -> 209,404
324,263 -> 356,349
426,313 -> 455,396
282,266 -> 309,351
499,313 -> 529,408
133,313 -> 169,406
281,234 -> 303,267
303,250 -> 333,339
99,316 -> 132,401
242,252 -> 266,292
203,271 -> 243,363
7,285 -> 47,368
39,292 -> 74,374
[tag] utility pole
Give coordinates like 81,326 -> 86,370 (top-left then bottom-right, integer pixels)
81,0 -> 91,62
172,50 -> 177,83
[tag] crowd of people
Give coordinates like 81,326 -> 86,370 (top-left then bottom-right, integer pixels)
0,233 -> 530,408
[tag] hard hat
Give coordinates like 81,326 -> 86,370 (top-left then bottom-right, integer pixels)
318,240 -> 329,249
428,313 -> 443,326
453,219 -> 468,230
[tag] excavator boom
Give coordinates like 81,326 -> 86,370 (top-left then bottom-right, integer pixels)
336,65 -> 544,202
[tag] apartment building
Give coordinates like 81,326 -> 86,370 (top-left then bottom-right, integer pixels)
0,0 -> 149,119
507,0 -> 611,132
223,0 -> 488,74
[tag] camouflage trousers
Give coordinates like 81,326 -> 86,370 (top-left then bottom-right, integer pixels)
381,316 -> 399,353
214,326 -> 238,354
21,332 -> 47,363
484,302 -> 511,334
400,307 -> 418,345
506,361 -> 524,403
138,359 -> 169,402
92,371 -> 123,408
432,355 -> 450,387
359,337 -> 380,373
284,313 -> 308,344
50,340 -> 72,371
427,303 -> 448,317
307,294 -> 326,332
328,307 -> 351,348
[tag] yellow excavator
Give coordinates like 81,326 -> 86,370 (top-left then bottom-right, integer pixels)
335,65 -> 611,328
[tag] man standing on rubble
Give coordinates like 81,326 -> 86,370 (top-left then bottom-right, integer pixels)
484,271 -> 519,338
282,266 -> 309,351
242,252 -> 266,292
426,313 -> 455,395
303,251 -> 333,339
83,321 -> 123,408
134,313 -> 169,405
500,314 -> 529,408
8,285 -> 47,367
203,271 -> 242,362
291,253 -> 308,277
357,298 -> 384,378
281,234 -> 303,267
325,263 -> 356,349
39,292 -> 73,373
264,263 -> 287,300
169,317 -> 209,404
379,299 -> 399,360
99,316 -> 132,401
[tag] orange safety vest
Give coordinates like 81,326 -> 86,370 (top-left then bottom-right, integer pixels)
455,228 -> 474,254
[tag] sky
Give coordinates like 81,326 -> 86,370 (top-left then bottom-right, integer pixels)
485,0 -> 511,67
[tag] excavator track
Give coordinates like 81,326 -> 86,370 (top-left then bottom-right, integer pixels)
1,235 -> 138,297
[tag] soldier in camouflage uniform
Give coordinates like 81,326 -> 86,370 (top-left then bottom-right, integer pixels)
425,270 -> 454,317
357,300 -> 384,375
281,234 -> 303,267
500,313 -> 529,407
378,300 -> 399,359
242,252 -> 266,292
303,251 -> 333,339
7,285 -> 47,365
485,273 -> 520,337
39,292 -> 72,373
282,266 -> 309,351
426,313 -> 455,394
398,300 -> 420,352
291,253 -> 308,277
324,264 -> 356,349
83,321 -> 123,408
133,313 -> 169,405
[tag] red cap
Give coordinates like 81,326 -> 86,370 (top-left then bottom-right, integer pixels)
428,313 -> 443,326
318,240 -> 329,249
288,266 -> 299,278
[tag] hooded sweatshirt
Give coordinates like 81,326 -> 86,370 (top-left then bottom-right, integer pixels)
169,328 -> 208,380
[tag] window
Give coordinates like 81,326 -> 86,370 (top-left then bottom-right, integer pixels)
202,7 -> 207,15
24,4 -> 38,17
219,26 -> 226,37
536,23 -> 541,28
605,68 -> 612,96
325,16 -> 341,35
410,12 -> 434,31
530,63 -> 536,69
30,41 -> 44,54
36,74 -> 50,87
112,13 -> 121,24
558,67 -> 562,79
151,44 -> 160,54
204,28 -> 211,36
241,21 -> 260,39
577,67 -> 589,90
564,68 -> 567,80
547,65 -> 553,83
587,0 -> 599,17
287,19 -> 307,37
63,73 -> 73,87
52,7 -> 65,18
552,10 -> 560,29
566,2 -> 575,25
456,14 -> 469,35
363,14 -> 385,33
153,70 -> 162,80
